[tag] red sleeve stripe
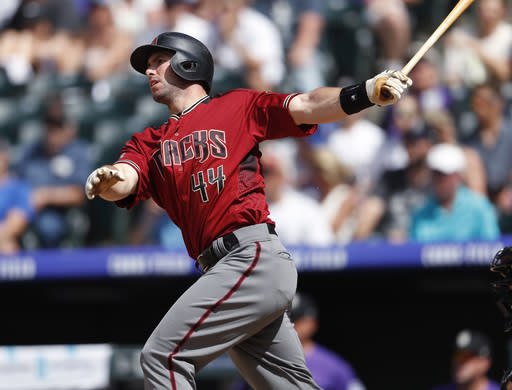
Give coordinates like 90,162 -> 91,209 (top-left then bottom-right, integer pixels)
283,93 -> 300,109
116,159 -> 141,172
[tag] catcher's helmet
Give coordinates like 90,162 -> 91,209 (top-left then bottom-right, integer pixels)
130,32 -> 214,93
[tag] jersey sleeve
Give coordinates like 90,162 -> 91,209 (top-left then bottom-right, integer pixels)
248,91 -> 318,142
114,127 -> 160,210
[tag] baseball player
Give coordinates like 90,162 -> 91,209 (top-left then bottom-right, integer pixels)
84,32 -> 411,390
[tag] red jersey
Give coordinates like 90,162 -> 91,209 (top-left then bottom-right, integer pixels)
115,89 -> 317,259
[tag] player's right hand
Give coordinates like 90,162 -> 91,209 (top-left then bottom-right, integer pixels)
366,70 -> 412,106
85,165 -> 126,200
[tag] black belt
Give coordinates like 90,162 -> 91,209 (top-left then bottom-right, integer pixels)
196,223 -> 277,273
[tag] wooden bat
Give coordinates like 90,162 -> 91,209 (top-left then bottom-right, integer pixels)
377,0 -> 476,99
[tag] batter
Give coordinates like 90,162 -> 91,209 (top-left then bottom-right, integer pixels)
85,32 -> 411,389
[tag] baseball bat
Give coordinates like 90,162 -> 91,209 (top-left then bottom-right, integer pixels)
377,0 -> 476,99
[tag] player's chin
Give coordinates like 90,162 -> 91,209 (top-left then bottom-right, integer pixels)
151,92 -> 168,105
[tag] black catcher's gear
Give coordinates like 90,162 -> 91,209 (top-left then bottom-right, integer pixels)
501,367 -> 512,390
490,246 -> 512,332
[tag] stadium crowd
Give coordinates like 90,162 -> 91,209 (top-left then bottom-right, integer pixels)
0,0 -> 512,250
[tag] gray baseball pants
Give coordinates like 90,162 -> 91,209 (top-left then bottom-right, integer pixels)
140,223 -> 321,389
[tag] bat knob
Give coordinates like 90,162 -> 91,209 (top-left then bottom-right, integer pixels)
380,88 -> 392,99
375,76 -> 392,100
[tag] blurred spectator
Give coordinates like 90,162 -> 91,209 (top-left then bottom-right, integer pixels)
232,292 -> 367,390
364,0 -> 413,71
325,105 -> 386,192
308,148 -> 360,243
261,141 -> 334,246
0,0 -> 21,30
430,329 -> 500,390
442,0 -> 512,90
0,139 -> 35,253
252,0 -> 326,92
0,0 -> 89,85
0,1 -> 130,86
288,292 -> 366,390
464,83 -> 512,204
357,117 -> 432,242
81,1 -> 134,83
0,24 -> 34,84
162,0 -> 218,53
408,47 -> 455,117
16,98 -> 92,248
427,109 -> 487,195
463,83 -> 512,234
212,0 -> 285,92
6,0 -> 84,32
376,94 -> 423,174
410,143 -> 500,242
128,198 -> 186,250
108,0 -> 166,36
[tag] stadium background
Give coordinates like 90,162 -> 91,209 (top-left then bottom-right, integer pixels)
1,0 -> 512,389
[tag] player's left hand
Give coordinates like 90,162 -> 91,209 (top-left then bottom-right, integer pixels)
85,165 -> 125,200
366,70 -> 412,106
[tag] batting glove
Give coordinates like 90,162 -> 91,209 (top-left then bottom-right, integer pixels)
366,70 -> 412,106
85,165 -> 125,200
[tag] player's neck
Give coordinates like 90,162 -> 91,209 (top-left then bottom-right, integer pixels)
168,85 -> 208,115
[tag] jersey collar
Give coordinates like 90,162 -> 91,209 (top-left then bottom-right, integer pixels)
170,95 -> 210,120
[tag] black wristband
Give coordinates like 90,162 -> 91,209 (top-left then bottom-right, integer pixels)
339,82 -> 374,115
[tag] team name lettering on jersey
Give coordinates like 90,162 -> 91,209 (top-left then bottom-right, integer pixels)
161,130 -> 227,165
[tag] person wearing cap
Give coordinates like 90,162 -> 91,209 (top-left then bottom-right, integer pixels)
409,143 -> 500,242
231,292 -> 367,390
430,329 -> 500,390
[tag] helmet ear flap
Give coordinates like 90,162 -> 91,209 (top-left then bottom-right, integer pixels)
182,61 -> 198,72
170,51 -> 210,92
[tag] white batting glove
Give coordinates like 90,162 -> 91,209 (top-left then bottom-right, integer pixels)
365,70 -> 412,106
85,165 -> 125,200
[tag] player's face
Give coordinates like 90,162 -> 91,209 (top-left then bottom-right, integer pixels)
432,171 -> 460,203
452,356 -> 490,385
146,51 -> 185,105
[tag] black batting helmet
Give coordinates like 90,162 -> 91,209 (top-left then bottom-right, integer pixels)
130,32 -> 214,93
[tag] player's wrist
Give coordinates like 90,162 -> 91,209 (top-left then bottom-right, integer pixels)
339,82 -> 374,115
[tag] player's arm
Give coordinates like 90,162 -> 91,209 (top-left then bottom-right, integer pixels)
85,163 -> 139,202
288,70 -> 412,125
